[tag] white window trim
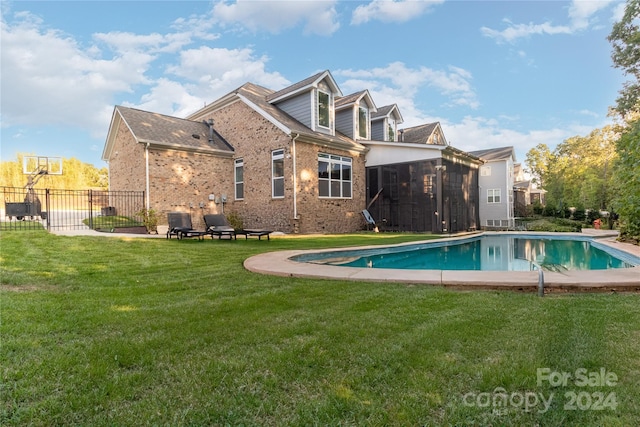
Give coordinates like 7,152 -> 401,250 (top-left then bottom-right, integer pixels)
272,149 -> 285,199
234,158 -> 244,200
318,153 -> 352,199
387,118 -> 396,141
317,90 -> 331,131
358,105 -> 368,139
488,188 -> 501,204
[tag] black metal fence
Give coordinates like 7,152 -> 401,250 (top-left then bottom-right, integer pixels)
1,187 -> 145,232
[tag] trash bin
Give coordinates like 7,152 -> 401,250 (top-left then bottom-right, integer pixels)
101,206 -> 117,216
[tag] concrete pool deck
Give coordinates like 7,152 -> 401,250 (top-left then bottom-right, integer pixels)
244,230 -> 640,293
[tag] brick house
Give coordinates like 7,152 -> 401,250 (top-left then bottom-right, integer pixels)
103,70 -> 367,233
103,69 -> 482,234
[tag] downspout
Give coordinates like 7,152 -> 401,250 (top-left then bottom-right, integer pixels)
291,133 -> 300,221
145,142 -> 150,209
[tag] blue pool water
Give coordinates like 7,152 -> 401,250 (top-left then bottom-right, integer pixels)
292,235 -> 640,272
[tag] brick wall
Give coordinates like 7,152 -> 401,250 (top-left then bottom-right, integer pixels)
294,142 -> 366,233
108,120 -> 146,194
110,100 -> 367,234
107,120 -> 232,230
194,101 -> 367,234
147,149 -> 232,230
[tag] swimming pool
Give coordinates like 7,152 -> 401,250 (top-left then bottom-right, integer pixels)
244,232 -> 640,290
292,234 -> 639,272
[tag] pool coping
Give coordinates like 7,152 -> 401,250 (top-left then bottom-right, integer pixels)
243,231 -> 640,292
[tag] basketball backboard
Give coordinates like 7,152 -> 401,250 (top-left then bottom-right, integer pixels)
23,156 -> 63,175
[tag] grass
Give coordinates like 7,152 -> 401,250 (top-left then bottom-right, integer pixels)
83,215 -> 143,231
1,230 -> 639,426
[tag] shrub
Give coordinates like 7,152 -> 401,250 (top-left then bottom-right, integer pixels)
525,218 -> 582,232
532,201 -> 544,215
573,207 -> 586,222
136,208 -> 159,234
225,211 -> 243,230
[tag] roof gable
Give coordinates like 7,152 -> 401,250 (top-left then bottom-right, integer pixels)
266,70 -> 342,104
102,106 -> 234,161
335,90 -> 377,112
371,104 -> 404,124
399,122 -> 446,145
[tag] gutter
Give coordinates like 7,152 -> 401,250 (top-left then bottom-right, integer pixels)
292,133 -> 300,221
145,142 -> 151,209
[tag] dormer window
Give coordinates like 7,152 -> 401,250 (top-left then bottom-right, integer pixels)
388,118 -> 396,141
318,90 -> 330,129
358,106 -> 368,139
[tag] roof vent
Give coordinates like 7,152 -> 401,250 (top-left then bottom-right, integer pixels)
192,134 -> 201,139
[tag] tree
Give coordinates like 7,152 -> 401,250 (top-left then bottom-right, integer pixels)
608,0 -> 640,116
0,154 -> 108,190
524,128 -> 617,213
612,118 -> 640,242
609,0 -> 640,242
525,143 -> 553,187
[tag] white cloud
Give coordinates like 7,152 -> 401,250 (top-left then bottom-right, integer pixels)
351,0 -> 444,25
162,46 -> 290,115
610,2 -> 626,22
481,0 -> 616,44
335,62 -> 479,119
0,11 -> 154,136
1,9 -> 288,139
129,79 -> 205,118
440,116 -> 579,165
211,0 -> 340,36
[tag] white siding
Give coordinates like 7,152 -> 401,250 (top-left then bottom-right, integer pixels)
478,159 -> 515,227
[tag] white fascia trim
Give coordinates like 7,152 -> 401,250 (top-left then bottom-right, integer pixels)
103,108 -> 138,161
360,140 -> 447,151
236,93 -> 291,135
102,110 -> 121,161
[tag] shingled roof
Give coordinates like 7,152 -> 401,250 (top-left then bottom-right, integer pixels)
103,106 -> 234,160
400,122 -> 441,144
469,146 -> 516,162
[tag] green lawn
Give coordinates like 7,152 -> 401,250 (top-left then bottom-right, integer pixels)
1,231 -> 638,426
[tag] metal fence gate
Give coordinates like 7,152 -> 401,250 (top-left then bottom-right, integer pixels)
1,187 -> 145,231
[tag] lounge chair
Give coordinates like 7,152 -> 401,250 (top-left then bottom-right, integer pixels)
361,209 -> 380,232
238,229 -> 273,240
203,214 -> 237,240
166,212 -> 206,240
204,214 -> 273,240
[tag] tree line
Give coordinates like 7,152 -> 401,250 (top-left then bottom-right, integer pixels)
0,154 -> 108,190
525,0 -> 640,243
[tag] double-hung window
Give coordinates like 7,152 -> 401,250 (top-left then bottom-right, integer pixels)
387,118 -> 396,141
318,153 -> 352,198
318,91 -> 330,129
234,158 -> 244,200
488,189 -> 501,203
272,149 -> 284,198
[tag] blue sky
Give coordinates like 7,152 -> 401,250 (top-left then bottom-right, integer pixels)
1,0 -> 627,169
